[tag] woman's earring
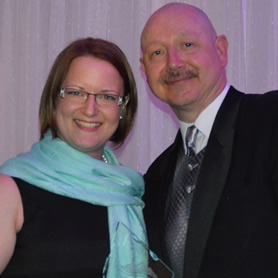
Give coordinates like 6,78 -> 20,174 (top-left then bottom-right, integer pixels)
119,115 -> 123,120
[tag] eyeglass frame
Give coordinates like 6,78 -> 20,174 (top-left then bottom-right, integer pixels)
59,87 -> 128,107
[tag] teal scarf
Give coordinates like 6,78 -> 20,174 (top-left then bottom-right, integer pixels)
0,132 -> 148,277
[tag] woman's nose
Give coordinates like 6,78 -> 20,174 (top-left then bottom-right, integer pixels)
82,95 -> 98,116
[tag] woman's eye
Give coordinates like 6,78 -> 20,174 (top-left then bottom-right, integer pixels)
103,94 -> 117,101
68,91 -> 82,96
184,43 -> 192,47
97,94 -> 118,102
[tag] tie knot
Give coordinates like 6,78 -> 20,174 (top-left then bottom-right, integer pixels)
185,125 -> 198,156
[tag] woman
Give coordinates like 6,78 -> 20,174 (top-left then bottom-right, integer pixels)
0,38 -> 147,277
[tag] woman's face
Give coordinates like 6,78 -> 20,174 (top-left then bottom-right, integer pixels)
55,55 -> 124,159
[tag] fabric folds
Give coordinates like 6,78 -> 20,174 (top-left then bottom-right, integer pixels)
0,131 -> 148,277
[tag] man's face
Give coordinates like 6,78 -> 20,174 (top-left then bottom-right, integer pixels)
141,5 -> 227,121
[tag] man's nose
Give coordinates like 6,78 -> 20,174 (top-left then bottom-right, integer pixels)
167,47 -> 184,69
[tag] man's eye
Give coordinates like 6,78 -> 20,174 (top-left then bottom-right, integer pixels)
153,50 -> 161,56
184,43 -> 192,47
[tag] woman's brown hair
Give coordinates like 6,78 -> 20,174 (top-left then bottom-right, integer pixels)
39,37 -> 137,147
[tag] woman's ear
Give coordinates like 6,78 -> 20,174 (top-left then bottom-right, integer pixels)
123,94 -> 130,107
119,94 -> 129,119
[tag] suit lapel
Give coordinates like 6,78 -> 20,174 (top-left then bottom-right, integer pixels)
144,131 -> 183,261
183,88 -> 244,278
157,132 -> 183,251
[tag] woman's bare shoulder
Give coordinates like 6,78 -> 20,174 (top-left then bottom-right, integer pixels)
0,174 -> 23,231
0,174 -> 24,274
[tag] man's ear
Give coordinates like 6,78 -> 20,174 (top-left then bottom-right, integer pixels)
140,56 -> 146,74
215,35 -> 228,67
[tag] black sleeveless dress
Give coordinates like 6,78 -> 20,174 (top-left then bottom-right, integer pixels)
1,178 -> 110,277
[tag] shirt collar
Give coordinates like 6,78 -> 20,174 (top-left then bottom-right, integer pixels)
179,83 -> 230,150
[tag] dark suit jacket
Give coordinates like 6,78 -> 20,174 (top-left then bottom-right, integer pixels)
144,87 -> 278,278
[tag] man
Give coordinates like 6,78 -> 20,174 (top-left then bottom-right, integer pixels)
140,2 -> 278,278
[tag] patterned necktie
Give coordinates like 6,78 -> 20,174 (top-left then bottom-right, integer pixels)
165,126 -> 205,278
185,125 -> 198,156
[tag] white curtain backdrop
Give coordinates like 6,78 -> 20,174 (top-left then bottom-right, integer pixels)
0,0 -> 277,174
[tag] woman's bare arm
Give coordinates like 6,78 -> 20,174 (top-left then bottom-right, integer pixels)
0,174 -> 23,274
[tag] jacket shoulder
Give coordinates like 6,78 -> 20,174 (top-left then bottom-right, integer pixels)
144,130 -> 181,179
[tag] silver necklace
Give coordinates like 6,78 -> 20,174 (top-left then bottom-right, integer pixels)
102,154 -> 108,164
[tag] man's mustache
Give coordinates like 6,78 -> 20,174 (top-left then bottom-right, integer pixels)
161,69 -> 198,84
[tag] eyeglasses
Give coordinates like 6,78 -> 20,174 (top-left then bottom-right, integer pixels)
59,88 -> 128,107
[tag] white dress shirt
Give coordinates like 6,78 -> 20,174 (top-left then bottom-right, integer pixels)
179,84 -> 230,154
